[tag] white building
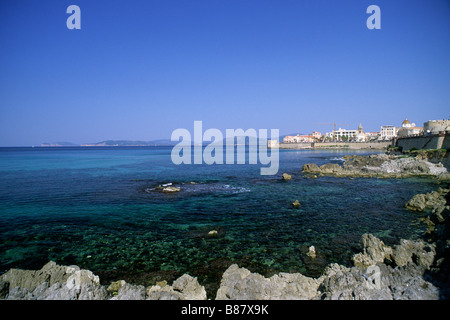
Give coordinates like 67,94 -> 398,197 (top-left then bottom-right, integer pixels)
379,125 -> 398,141
327,128 -> 357,141
312,131 -> 322,139
282,132 -> 322,143
397,118 -> 423,137
326,124 -> 368,141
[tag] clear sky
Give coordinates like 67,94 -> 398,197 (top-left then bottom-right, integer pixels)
0,0 -> 449,146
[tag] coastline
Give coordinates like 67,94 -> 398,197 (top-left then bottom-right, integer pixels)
276,141 -> 391,150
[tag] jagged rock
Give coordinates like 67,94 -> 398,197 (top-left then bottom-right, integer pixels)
172,274 -> 207,300
386,263 -> 440,300
319,163 -> 342,174
319,263 -> 393,300
146,274 -> 206,300
77,282 -> 109,300
352,234 -> 393,268
320,262 -> 440,300
1,261 -> 77,293
405,194 -> 427,212
302,163 -> 320,173
215,264 -> 321,300
405,190 -> 448,216
112,283 -> 146,300
306,246 -> 316,259
302,153 -> 449,179
281,173 -> 292,180
392,276 -> 440,300
146,284 -> 185,300
66,269 -> 100,291
1,261 -> 108,300
162,186 -> 181,193
292,200 -> 301,209
1,260 -> 207,301
392,239 -> 436,269
107,280 -> 126,293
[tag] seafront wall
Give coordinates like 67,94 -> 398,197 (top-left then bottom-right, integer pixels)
278,141 -> 390,150
396,133 -> 450,151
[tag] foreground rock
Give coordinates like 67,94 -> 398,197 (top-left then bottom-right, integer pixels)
1,231 -> 446,300
302,154 -> 449,179
215,232 -> 442,300
0,262 -> 108,300
0,262 -> 206,300
215,264 -> 321,300
215,187 -> 449,299
405,188 -> 449,215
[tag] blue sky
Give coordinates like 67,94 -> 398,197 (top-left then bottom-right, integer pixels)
0,0 -> 449,146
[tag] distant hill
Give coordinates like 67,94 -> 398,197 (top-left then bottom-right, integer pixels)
80,140 -> 175,147
41,142 -> 78,147
41,135 -> 289,147
41,139 -> 178,147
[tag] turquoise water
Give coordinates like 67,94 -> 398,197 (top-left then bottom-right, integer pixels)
0,147 -> 436,291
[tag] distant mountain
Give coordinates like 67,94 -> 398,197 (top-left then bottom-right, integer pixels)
80,139 -> 178,146
41,136 -> 283,147
41,142 -> 78,147
40,140 -> 178,147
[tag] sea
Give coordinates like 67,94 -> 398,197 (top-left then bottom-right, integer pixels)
0,146 -> 438,293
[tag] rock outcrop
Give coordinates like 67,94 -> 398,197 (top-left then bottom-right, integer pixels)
405,188 -> 449,215
281,173 -> 292,181
215,253 -> 441,300
0,262 -> 206,300
302,154 -> 450,179
215,230 -> 445,300
0,261 -> 108,300
292,200 -> 301,208
214,186 -> 450,300
215,264 -> 321,300
352,233 -> 393,268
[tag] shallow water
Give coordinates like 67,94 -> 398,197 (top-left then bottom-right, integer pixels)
0,147 -> 436,290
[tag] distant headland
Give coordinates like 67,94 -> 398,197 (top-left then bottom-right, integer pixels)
40,140 -> 178,147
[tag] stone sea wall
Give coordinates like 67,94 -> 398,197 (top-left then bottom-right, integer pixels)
396,133 -> 450,151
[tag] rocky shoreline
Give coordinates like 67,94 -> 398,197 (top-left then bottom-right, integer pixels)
2,152 -> 449,300
0,232 -> 447,300
302,153 -> 450,180
1,185 -> 449,300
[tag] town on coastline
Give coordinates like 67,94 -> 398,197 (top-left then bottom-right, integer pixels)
269,118 -> 450,150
